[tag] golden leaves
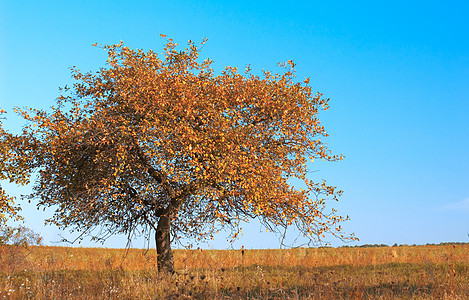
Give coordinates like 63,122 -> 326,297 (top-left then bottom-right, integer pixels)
0,36 -> 354,246
0,116 -> 31,224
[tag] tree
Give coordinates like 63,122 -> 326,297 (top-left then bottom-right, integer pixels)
10,36 -> 355,273
0,109 -> 32,226
0,225 -> 43,246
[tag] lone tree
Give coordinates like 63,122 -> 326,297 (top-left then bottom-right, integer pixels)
7,36 -> 355,273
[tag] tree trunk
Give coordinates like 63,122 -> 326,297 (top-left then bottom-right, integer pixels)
155,215 -> 174,273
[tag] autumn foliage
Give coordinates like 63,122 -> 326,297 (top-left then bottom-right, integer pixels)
0,110 -> 33,225
3,36 -> 355,272
0,115 -> 19,225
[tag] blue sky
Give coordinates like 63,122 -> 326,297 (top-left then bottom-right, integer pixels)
1,0 -> 468,249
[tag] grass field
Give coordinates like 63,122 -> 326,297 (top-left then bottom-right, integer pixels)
0,244 -> 468,299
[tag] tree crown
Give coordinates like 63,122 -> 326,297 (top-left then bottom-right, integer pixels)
11,36 -> 356,246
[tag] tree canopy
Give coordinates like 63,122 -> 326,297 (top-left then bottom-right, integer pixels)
4,36 -> 355,272
0,110 -> 32,225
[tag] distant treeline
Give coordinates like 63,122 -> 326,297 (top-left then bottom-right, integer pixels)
337,242 -> 469,248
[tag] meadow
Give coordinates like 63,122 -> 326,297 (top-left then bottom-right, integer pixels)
0,244 -> 468,299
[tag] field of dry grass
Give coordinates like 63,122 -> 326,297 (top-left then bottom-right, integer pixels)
0,244 -> 468,299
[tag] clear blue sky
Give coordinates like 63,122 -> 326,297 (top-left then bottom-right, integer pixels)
1,0 -> 468,249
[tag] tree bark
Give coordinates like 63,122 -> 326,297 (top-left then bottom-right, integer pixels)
155,214 -> 174,273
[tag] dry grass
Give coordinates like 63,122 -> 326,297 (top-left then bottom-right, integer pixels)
0,244 -> 468,299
